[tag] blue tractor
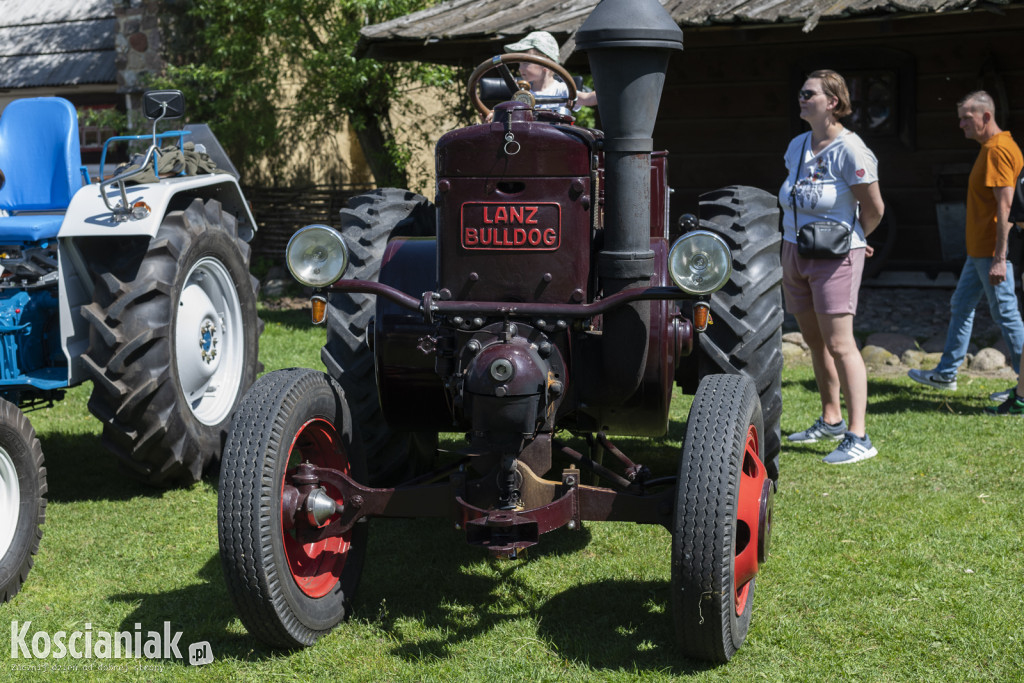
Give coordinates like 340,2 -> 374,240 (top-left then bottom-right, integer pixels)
0,91 -> 263,602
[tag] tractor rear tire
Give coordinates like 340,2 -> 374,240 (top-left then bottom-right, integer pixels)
321,188 -> 437,486
83,198 -> 263,487
0,399 -> 46,603
691,185 -> 783,483
671,373 -> 768,663
218,368 -> 367,648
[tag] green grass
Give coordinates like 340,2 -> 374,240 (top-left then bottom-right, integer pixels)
2,307 -> 1022,681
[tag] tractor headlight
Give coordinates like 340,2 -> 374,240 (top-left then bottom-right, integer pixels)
286,225 -> 349,288
668,230 -> 732,295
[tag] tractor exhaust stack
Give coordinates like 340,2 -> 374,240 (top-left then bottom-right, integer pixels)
576,0 -> 684,399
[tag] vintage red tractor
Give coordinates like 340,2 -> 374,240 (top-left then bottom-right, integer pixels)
217,0 -> 783,663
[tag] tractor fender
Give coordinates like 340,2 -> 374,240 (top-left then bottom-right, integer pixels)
55,175 -> 257,386
58,174 -> 256,242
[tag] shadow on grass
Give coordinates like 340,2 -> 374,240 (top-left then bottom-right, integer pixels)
535,579 -> 713,674
111,517 -> 720,673
40,431 -> 164,504
354,518 -> 712,676
782,375 -> 992,424
108,554 -> 277,664
259,306 -> 314,331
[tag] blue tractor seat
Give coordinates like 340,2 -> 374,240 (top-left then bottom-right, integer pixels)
0,97 -> 86,242
0,215 -> 65,243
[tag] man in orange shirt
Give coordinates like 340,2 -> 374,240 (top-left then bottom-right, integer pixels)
909,91 -> 1024,392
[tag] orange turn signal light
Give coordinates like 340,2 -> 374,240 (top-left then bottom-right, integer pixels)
131,201 -> 151,219
693,302 -> 712,332
311,294 -> 327,325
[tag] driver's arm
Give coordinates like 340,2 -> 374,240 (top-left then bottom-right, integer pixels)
576,91 -> 598,107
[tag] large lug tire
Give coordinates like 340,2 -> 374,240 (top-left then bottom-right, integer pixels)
672,374 -> 773,663
0,399 -> 46,603
218,368 -> 367,648
83,198 -> 263,487
693,185 -> 783,482
321,188 -> 437,485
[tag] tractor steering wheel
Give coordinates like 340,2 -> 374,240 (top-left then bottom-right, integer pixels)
467,53 -> 578,119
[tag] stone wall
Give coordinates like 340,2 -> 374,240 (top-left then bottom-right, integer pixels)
113,0 -> 165,102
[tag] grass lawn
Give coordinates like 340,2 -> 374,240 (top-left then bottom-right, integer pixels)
1,305 -> 1022,681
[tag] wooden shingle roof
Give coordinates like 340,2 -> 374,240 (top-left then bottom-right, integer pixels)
0,0 -> 115,89
359,0 -> 1022,62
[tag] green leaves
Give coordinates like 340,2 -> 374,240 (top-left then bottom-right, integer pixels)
158,0 -> 453,187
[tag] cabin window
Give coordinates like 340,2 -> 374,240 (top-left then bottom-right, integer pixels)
845,70 -> 897,138
793,52 -> 915,148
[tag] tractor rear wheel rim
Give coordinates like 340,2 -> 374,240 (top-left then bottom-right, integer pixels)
175,256 -> 244,426
281,418 -> 352,599
0,447 -> 19,557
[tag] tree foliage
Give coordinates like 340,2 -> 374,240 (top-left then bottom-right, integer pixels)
157,0 -> 459,188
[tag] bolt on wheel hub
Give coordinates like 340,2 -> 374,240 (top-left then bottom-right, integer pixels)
199,319 -> 219,363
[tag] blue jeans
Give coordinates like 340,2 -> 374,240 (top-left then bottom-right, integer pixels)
935,257 -> 1024,379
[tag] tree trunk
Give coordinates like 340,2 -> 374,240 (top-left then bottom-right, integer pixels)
351,106 -> 408,189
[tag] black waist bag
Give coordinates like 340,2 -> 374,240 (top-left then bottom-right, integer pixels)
797,220 -> 852,259
790,134 -> 856,260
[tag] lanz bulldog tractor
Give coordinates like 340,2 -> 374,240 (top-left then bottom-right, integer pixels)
218,0 -> 782,663
0,90 -> 262,603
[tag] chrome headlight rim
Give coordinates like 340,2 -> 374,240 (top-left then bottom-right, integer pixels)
286,224 -> 350,289
668,229 -> 733,296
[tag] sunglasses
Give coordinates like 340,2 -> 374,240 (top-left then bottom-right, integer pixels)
798,89 -> 822,101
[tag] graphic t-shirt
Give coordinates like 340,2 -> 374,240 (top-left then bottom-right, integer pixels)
778,129 -> 879,249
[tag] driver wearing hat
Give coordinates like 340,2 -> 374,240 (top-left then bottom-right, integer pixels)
502,31 -> 598,110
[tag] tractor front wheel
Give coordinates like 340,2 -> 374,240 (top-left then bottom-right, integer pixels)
0,399 -> 46,603
218,368 -> 367,648
671,373 -> 773,663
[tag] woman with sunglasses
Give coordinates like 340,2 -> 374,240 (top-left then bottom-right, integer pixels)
779,69 -> 885,465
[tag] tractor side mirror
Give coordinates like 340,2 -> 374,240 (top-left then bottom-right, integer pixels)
142,90 -> 186,121
141,90 -> 186,152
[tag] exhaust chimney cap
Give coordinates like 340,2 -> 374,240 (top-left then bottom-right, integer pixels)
575,0 -> 683,52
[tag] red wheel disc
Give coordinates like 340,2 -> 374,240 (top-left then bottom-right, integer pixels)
281,418 -> 352,599
734,423 -> 768,615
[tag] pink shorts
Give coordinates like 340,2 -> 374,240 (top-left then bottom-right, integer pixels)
782,240 -> 865,315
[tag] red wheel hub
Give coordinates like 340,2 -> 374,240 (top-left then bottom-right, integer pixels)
733,424 -> 773,615
281,418 -> 352,599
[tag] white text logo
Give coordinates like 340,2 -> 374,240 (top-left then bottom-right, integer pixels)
11,621 -> 210,665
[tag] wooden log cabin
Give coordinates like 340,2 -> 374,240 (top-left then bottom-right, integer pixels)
359,0 -> 1024,278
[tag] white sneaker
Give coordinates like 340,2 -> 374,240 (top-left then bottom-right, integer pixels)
823,432 -> 878,465
788,416 -> 847,443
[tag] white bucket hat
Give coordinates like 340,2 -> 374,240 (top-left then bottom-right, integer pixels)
503,31 -> 560,63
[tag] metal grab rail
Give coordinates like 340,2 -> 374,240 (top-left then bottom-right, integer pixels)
97,131 -> 191,217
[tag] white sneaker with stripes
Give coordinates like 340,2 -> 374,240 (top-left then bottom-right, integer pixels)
822,432 -> 877,465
